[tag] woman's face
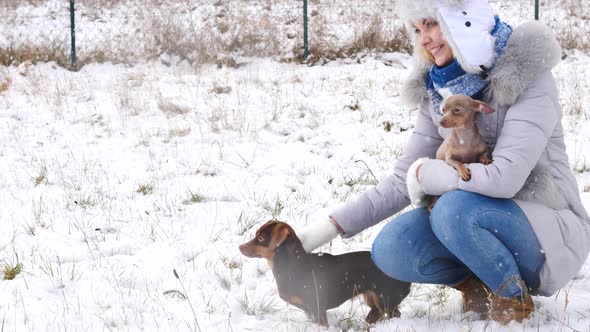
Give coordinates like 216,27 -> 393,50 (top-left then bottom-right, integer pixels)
412,18 -> 454,67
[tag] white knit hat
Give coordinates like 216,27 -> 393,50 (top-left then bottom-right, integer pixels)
398,0 -> 496,73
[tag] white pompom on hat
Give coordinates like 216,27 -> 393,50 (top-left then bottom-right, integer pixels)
398,0 -> 496,73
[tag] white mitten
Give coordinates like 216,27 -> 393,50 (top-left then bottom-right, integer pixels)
297,218 -> 340,253
406,157 -> 429,207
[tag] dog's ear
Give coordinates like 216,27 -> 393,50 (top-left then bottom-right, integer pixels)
268,223 -> 294,249
472,100 -> 495,114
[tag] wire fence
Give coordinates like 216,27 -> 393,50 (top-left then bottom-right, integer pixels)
0,0 -> 588,69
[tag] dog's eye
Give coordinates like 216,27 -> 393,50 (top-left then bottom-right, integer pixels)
453,108 -> 461,114
257,235 -> 264,242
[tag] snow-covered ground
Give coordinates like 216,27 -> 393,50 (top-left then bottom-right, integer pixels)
1,50 -> 589,331
1,1 -> 590,331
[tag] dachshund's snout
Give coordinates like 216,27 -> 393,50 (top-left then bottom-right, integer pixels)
239,243 -> 253,256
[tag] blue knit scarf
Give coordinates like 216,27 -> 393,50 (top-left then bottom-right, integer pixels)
426,17 -> 512,113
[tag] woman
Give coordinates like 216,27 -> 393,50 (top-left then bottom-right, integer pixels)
298,0 -> 590,325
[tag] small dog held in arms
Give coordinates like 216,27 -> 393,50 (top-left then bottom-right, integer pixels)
239,220 -> 411,326
436,94 -> 495,181
410,94 -> 567,211
424,94 -> 495,211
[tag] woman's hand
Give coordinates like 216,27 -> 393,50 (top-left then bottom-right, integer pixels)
416,164 -> 422,183
419,159 -> 461,195
297,217 -> 341,253
407,158 -> 461,207
406,158 -> 430,207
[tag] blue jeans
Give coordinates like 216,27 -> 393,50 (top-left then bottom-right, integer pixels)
372,190 -> 545,297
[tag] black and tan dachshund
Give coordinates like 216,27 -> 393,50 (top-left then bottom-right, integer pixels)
239,220 -> 411,326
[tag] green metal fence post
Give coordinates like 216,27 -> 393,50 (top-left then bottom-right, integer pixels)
69,0 -> 77,70
534,0 -> 539,20
303,0 -> 308,60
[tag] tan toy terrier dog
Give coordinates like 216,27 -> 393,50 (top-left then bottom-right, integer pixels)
428,94 -> 495,211
437,94 -> 495,180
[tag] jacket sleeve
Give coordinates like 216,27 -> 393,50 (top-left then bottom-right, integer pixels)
330,101 -> 443,238
419,71 -> 560,198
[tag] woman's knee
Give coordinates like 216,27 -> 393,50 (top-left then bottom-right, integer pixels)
372,216 -> 415,262
430,190 -> 481,240
372,223 -> 408,264
371,208 -> 432,280
371,231 -> 413,281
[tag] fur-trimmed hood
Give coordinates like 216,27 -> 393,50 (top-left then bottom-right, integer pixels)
400,20 -> 562,107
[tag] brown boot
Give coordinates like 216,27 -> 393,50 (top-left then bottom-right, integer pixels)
452,276 -> 491,315
488,292 -> 534,324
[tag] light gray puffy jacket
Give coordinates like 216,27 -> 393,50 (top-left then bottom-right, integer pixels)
330,21 -> 590,296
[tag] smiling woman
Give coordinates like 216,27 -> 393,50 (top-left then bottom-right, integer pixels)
412,18 -> 454,66
298,0 -> 590,326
